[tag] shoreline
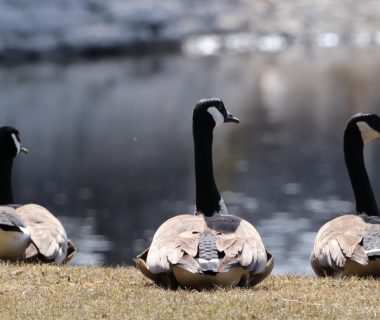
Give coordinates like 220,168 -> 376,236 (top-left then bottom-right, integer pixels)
0,0 -> 379,63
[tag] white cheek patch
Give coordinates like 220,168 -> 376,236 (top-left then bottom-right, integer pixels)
11,133 -> 21,154
207,107 -> 224,127
357,121 -> 380,144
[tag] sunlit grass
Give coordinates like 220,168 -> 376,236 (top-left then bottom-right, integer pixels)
0,263 -> 379,319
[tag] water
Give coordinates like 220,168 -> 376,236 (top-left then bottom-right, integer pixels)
1,47 -> 380,274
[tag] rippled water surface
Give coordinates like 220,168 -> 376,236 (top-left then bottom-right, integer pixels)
1,47 -> 380,274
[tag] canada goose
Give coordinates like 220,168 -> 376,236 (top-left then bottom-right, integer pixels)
135,98 -> 274,288
0,126 -> 76,264
311,113 -> 380,277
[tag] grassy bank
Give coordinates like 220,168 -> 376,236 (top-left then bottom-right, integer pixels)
0,263 -> 379,319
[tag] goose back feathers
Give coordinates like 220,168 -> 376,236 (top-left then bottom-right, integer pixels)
137,213 -> 273,288
15,204 -> 76,264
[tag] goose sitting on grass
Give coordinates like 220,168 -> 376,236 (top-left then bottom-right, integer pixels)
136,98 -> 273,288
0,126 -> 76,264
311,113 -> 380,277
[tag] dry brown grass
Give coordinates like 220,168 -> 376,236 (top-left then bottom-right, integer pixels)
0,263 -> 379,319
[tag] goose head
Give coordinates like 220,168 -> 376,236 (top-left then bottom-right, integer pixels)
193,98 -> 239,132
0,126 -> 28,158
347,113 -> 380,145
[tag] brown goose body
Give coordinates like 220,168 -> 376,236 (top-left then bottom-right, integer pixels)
136,213 -> 273,288
311,214 -> 380,277
13,204 -> 76,264
311,113 -> 380,277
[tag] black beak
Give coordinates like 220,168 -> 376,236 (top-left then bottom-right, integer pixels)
225,112 -> 239,124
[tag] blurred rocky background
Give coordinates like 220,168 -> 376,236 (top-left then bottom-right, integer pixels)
0,0 -> 379,62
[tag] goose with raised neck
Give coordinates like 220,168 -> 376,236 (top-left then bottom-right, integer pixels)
0,126 -> 31,260
135,98 -> 274,289
311,113 -> 380,277
0,126 -> 76,263
193,98 -> 238,216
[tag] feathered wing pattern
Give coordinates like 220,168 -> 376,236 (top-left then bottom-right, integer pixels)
0,206 -> 26,229
215,218 -> 267,273
138,213 -> 272,287
311,215 -> 370,276
15,204 -> 74,264
146,215 -> 204,273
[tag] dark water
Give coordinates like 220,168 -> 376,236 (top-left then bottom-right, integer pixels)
1,47 -> 380,274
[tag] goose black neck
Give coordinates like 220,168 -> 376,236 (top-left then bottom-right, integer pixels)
344,124 -> 379,216
0,155 -> 14,205
193,124 -> 221,217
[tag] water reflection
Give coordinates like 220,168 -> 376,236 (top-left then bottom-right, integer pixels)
0,47 -> 380,273
60,216 -> 112,265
